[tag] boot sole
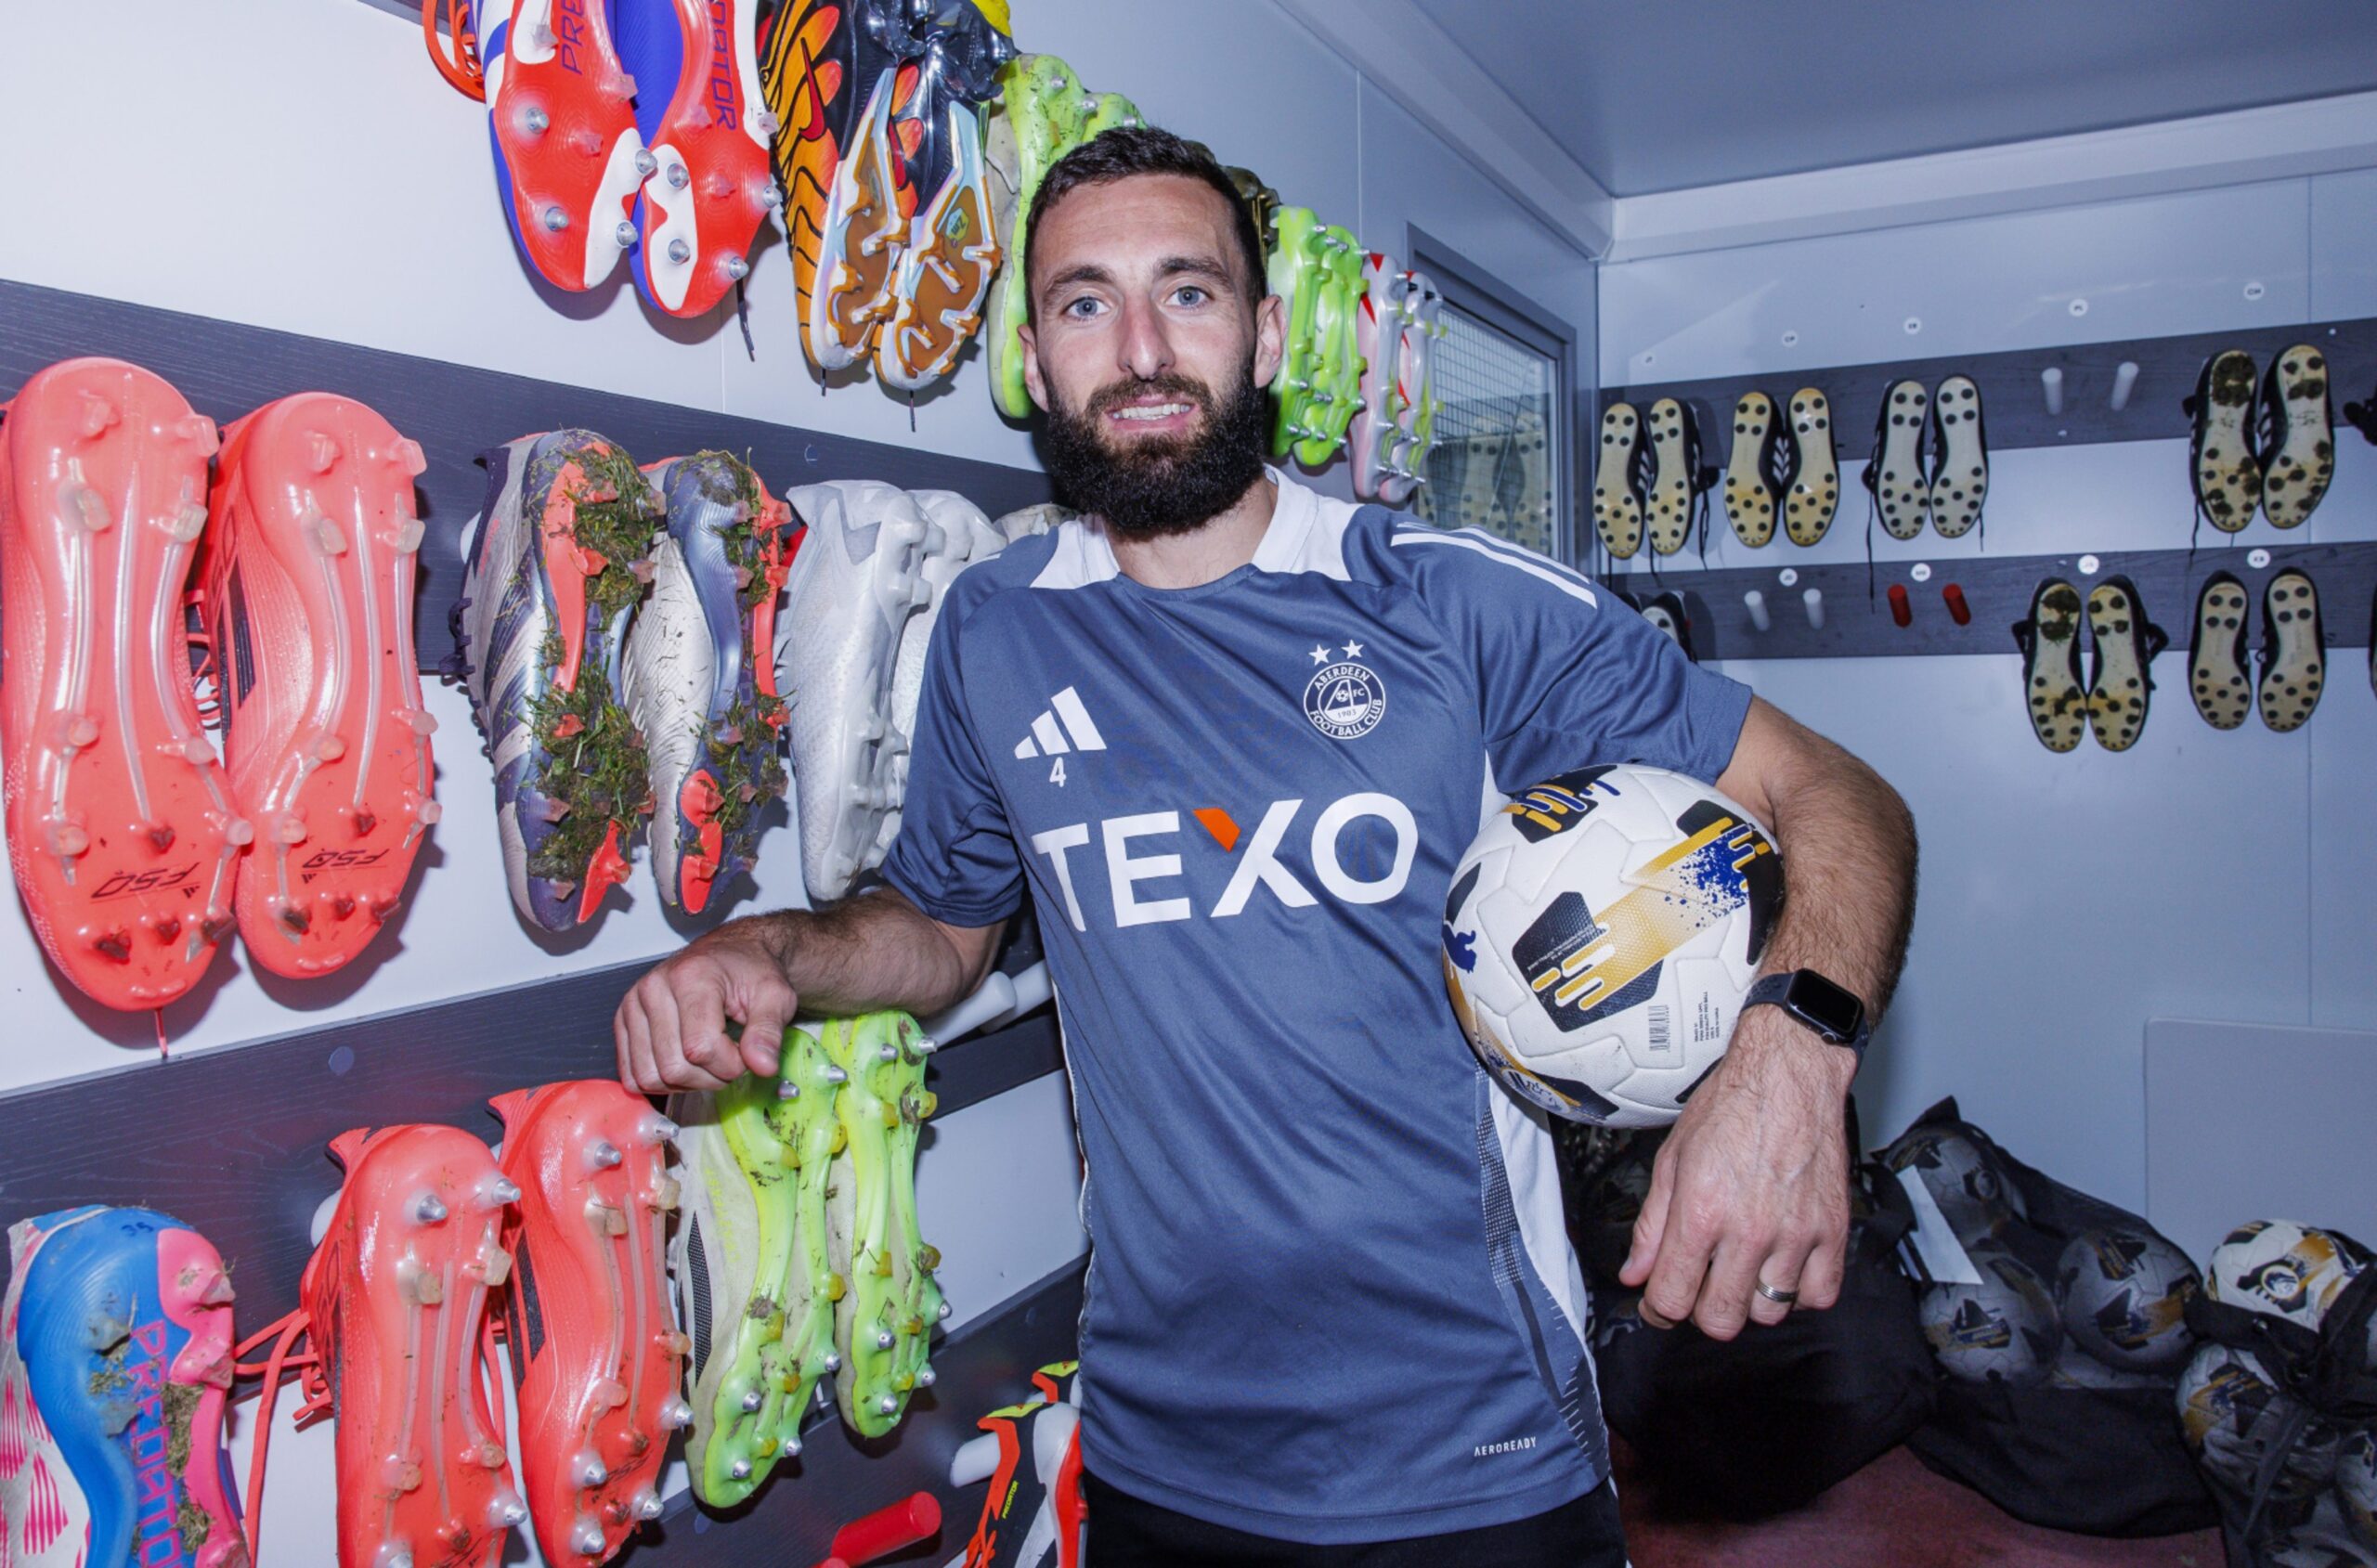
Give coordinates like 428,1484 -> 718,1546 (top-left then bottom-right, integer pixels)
0,359 -> 241,1009
2189,578 -> 2252,731
1873,380 -> 1929,540
2085,579 -> 2150,751
2259,344 -> 2334,528
2023,580 -> 2086,752
1643,398 -> 1693,556
2193,351 -> 2260,533
1723,392 -> 1777,547
1592,403 -> 1644,558
210,395 -> 437,976
1929,375 -> 1987,538
1783,388 -> 1838,546
2259,569 -> 2324,732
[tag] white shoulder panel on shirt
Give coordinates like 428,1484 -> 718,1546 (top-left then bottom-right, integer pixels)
1388,524 -> 1598,608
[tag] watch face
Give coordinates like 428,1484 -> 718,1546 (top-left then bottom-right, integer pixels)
1785,971 -> 1864,1043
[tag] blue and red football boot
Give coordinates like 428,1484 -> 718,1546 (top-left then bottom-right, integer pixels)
612,0 -> 781,317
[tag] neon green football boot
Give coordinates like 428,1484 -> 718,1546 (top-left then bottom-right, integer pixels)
669,1028 -> 846,1506
822,1011 -> 945,1438
984,55 -> 1098,420
1293,223 -> 1368,467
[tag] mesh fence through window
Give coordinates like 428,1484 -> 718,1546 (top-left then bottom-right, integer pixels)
1413,299 -> 1561,558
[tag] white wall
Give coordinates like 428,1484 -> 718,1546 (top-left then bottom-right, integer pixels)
1598,170 -> 2377,1217
0,2 -> 1594,1559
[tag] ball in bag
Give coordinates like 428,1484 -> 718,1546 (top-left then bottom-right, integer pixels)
2057,1228 -> 2202,1373
1919,1244 -> 2062,1386
1883,1127 -> 2026,1238
1440,765 -> 1783,1127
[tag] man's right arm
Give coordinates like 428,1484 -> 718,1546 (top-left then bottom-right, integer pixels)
615,888 -> 1007,1093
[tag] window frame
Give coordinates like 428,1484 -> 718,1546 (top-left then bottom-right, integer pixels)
1404,226 -> 1585,565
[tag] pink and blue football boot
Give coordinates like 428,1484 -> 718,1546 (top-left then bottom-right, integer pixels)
0,1206 -> 243,1568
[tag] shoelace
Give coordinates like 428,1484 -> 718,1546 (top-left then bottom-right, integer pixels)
231,1297 -> 510,1562
422,0 -> 486,100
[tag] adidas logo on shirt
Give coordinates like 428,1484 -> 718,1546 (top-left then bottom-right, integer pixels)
1014,686 -> 1107,761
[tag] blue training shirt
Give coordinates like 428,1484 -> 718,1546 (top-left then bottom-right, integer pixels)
881,473 -> 1752,1543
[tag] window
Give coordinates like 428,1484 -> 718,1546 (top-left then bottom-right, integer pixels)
1404,229 -> 1579,564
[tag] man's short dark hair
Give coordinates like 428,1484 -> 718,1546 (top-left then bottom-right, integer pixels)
1023,125 -> 1267,323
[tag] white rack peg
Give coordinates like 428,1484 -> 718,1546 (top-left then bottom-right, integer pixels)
2109,361 -> 2139,411
2040,366 -> 2065,415
1801,587 -> 1825,629
1744,589 -> 1771,632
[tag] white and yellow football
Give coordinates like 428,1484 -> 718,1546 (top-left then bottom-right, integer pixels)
1441,764 -> 1783,1126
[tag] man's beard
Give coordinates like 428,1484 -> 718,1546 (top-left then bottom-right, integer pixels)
1038,353 -> 1270,540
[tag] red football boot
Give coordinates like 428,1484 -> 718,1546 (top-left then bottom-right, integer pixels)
0,358 -> 245,1011
201,395 -> 439,978
250,1125 -> 524,1568
491,1082 -> 685,1564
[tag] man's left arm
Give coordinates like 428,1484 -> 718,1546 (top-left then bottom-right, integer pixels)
1618,695 -> 1917,1340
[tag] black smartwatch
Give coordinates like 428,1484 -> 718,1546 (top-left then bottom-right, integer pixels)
1741,970 -> 1870,1069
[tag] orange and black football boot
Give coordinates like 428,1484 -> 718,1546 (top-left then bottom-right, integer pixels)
760,0 -> 927,370
201,395 -> 438,978
0,359 -> 244,1011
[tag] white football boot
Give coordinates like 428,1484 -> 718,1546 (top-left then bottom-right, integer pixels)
991,501 -> 1072,544
866,492 -> 1007,872
776,482 -> 935,901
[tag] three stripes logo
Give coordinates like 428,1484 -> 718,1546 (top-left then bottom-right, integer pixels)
1014,687 -> 1104,784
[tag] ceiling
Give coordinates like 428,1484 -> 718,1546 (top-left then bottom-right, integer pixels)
1432,1 -> 2377,196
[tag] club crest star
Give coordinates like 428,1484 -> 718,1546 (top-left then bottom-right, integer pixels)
1309,643 -> 1331,665
1343,641 -> 1364,659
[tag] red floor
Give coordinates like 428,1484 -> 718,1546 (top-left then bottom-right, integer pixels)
1618,1444 -> 2223,1568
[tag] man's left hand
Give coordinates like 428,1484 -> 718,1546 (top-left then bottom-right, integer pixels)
1617,1005 -> 1856,1340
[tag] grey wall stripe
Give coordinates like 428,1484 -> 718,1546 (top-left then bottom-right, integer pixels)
0,277 -> 1055,673
0,955 -> 1060,1327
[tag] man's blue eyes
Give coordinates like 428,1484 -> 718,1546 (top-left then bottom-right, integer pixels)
1060,287 -> 1212,317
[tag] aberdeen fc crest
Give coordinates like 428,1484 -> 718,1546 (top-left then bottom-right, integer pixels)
1305,659 -> 1386,740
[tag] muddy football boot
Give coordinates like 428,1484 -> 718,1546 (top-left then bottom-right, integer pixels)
282,1125 -> 524,1568
2,1207 -> 241,1568
620,453 -> 797,914
614,0 -> 780,317
0,358 -> 243,1011
201,394 -> 438,977
2084,576 -> 2164,752
2255,343 -> 2336,528
981,55 -> 1099,417
453,0 -> 646,292
876,1 -> 1017,390
823,1011 -> 944,1438
454,432 -> 663,931
2256,567 -> 2325,732
2012,578 -> 2086,753
2187,350 -> 2261,537
492,1082 -> 683,1564
2187,572 -> 2253,731
669,1028 -> 846,1507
